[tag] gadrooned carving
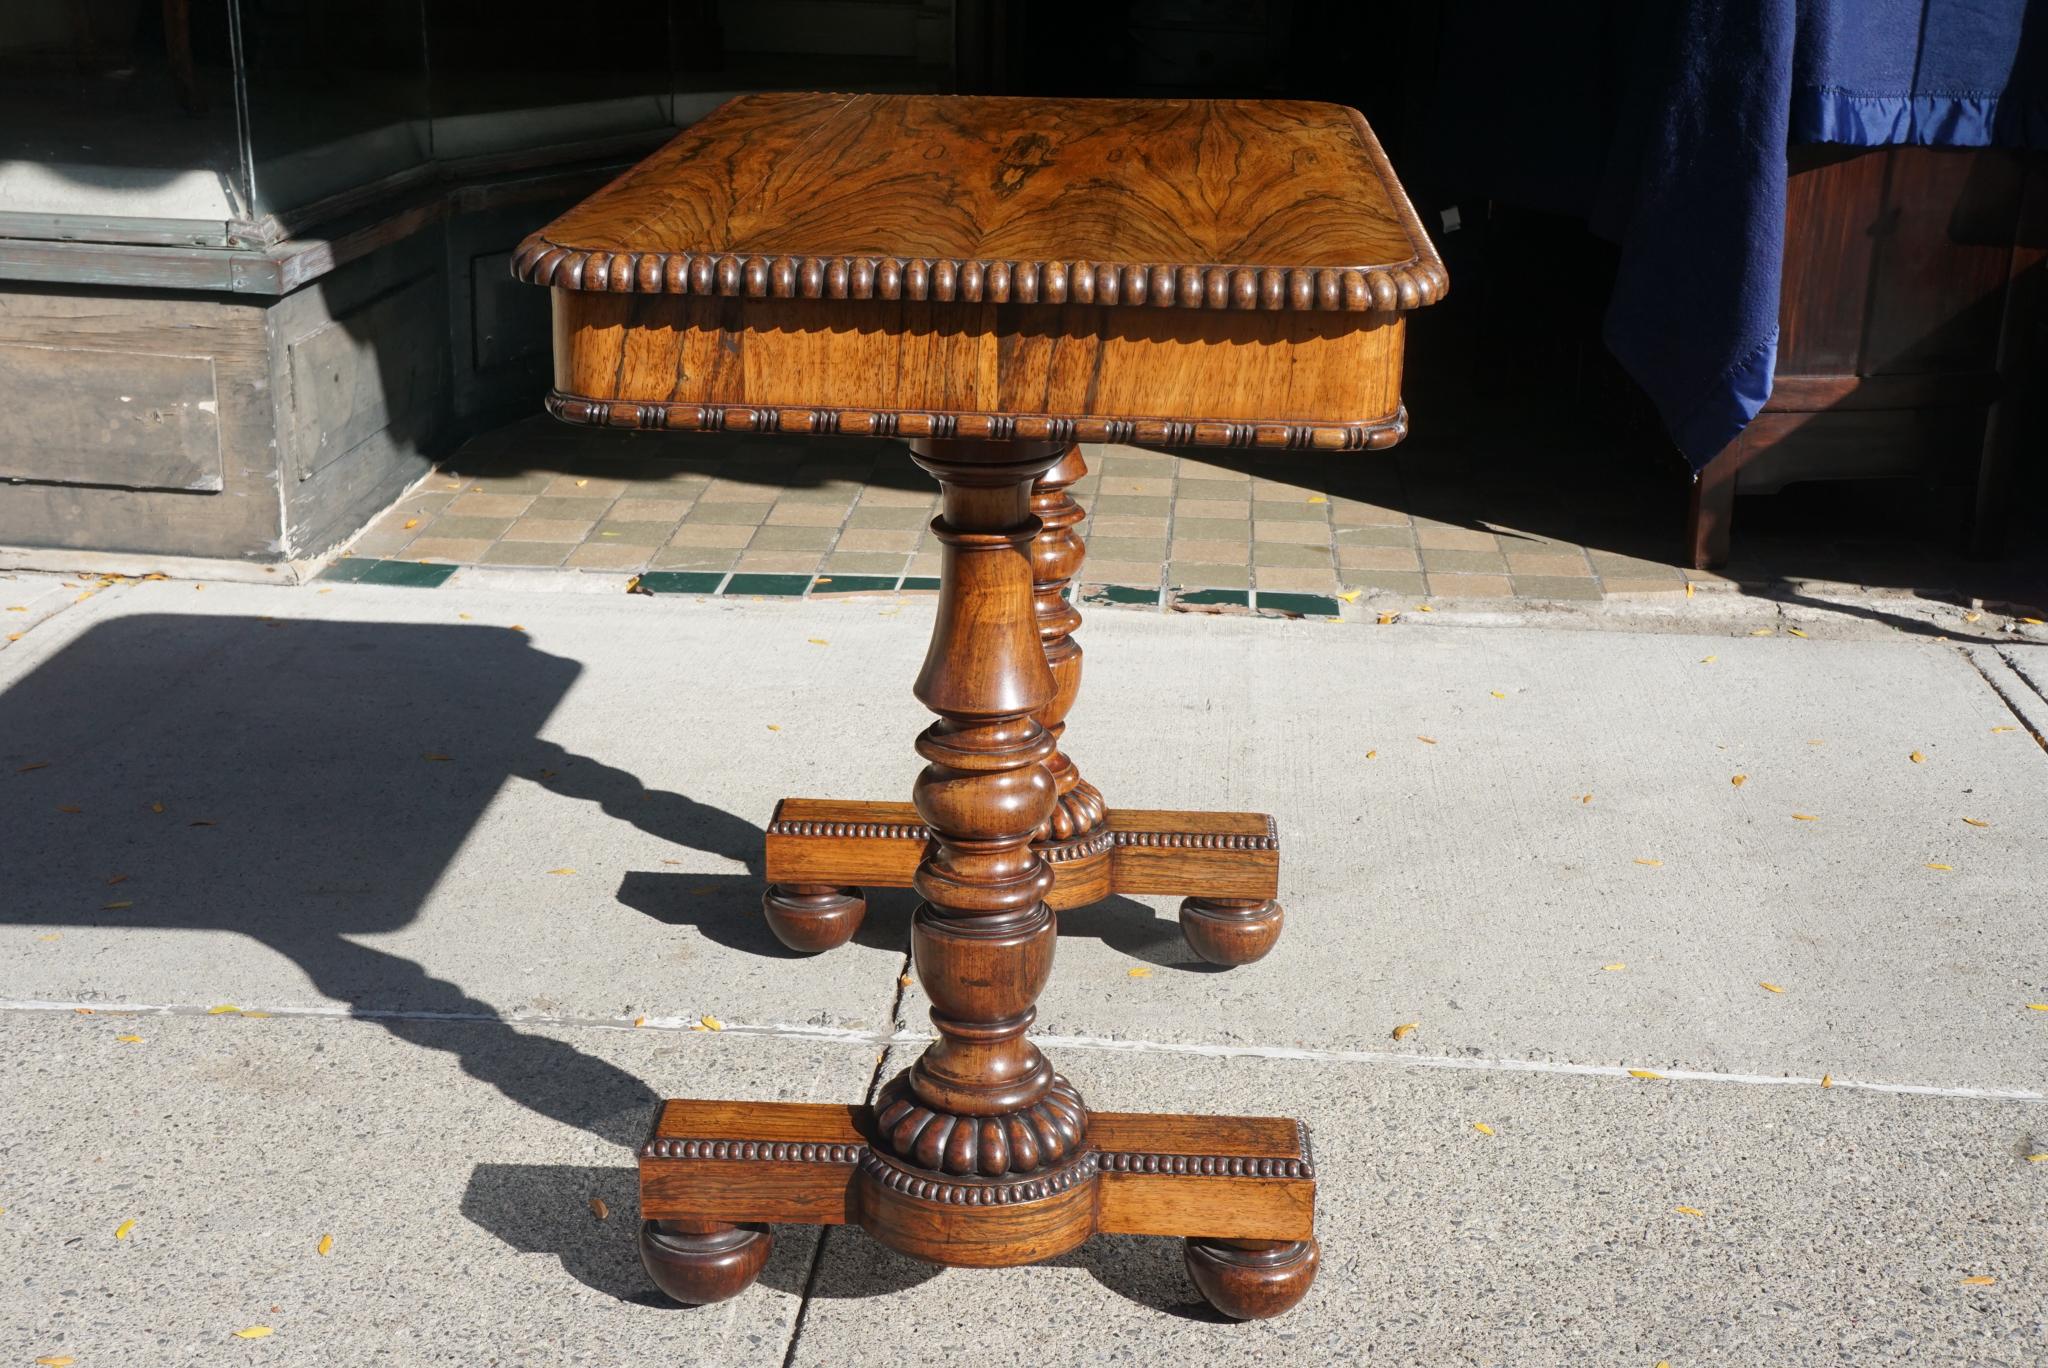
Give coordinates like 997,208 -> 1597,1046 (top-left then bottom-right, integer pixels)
873,1072 -> 1087,1177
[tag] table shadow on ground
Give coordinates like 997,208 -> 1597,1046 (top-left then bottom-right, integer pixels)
0,612 -> 762,1152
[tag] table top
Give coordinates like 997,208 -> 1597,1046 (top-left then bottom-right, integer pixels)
514,92 -> 1444,313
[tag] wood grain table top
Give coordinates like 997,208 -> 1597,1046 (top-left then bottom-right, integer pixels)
513,92 -> 1445,314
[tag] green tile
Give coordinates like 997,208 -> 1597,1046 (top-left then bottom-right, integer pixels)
1081,584 -> 1162,607
357,559 -> 457,588
900,576 -> 942,592
808,574 -> 900,595
635,571 -> 725,595
722,573 -> 812,597
1255,590 -> 1342,618
317,558 -> 380,582
1171,588 -> 1250,608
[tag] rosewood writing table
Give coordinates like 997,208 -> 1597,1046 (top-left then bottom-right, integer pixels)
516,92 -> 1443,1320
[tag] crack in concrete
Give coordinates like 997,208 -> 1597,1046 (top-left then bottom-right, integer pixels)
4,996 -> 2038,1103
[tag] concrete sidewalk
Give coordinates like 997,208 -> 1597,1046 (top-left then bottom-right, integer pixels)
2,575 -> 2043,1366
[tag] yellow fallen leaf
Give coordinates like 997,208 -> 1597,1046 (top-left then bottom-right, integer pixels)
115,1218 -> 136,1239
1416,735 -> 1436,745
6,632 -> 21,641
102,900 -> 132,910
1786,627 -> 1809,638
1490,690 -> 1506,699
1602,963 -> 1627,972
589,1196 -> 609,1221
1376,611 -> 1398,624
1909,750 -> 1926,764
1749,627 -> 1775,636
766,724 -> 781,731
1991,725 -> 2016,733
808,637 -> 828,645
1674,1205 -> 1704,1218
700,1014 -> 724,1031
1364,749 -> 1377,759
1808,739 -> 1825,746
1391,1022 -> 1418,1040
1472,1122 -> 1494,1135
1415,604 -> 1433,612
107,873 -> 128,885
508,624 -> 526,634
1628,1069 -> 1662,1080
2026,618 -> 2046,626
1962,817 -> 1990,827
188,819 -> 215,827
1634,858 -> 1663,867
115,1034 -> 144,1044
1306,495 -> 1327,504
1760,982 -> 1785,993
402,518 -> 420,530
632,1014 -> 648,1028
233,1326 -> 274,1339
1820,1073 -> 1833,1089
1960,1276 -> 1996,1287
207,1004 -> 241,1015
547,867 -> 575,876
57,803 -> 81,814
575,479 -> 589,488
35,1356 -> 76,1366
1925,863 -> 1953,872
1730,774 -> 1747,787
18,760 -> 50,772
1127,966 -> 1153,978
1580,793 -> 1593,804
1791,813 -> 1818,822
900,973 -> 913,987
1337,590 -> 1361,603
317,1233 -> 333,1256
2026,1004 -> 2048,1012
1700,654 -> 1717,663
36,933 -> 60,941
2024,1153 -> 2046,1163
1657,1362 -> 1672,1368
150,801 -> 165,813
1685,581 -> 1695,599
423,752 -> 452,762
458,612 -> 473,621
1964,611 -> 1982,623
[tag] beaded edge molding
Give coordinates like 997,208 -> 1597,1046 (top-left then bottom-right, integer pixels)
765,815 -> 1279,854
638,1140 -> 1315,1206
545,392 -> 1407,454
513,234 -> 1445,312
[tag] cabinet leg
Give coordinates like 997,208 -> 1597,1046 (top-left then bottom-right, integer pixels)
1185,1237 -> 1321,1320
639,1219 -> 774,1305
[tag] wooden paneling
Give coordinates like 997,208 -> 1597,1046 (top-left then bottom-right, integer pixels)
1863,148 -> 2026,375
1778,147 -> 1887,372
0,342 -> 222,491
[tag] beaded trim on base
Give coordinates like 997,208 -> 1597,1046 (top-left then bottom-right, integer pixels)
546,392 -> 1406,454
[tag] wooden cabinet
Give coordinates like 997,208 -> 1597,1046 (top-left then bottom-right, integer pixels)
1690,146 -> 2046,568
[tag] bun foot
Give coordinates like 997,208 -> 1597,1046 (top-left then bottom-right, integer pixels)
1178,897 -> 1283,966
762,884 -> 865,953
640,1220 -> 773,1305
1185,1237 -> 1319,1320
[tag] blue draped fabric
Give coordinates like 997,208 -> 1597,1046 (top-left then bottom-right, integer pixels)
1430,0 -> 2047,469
